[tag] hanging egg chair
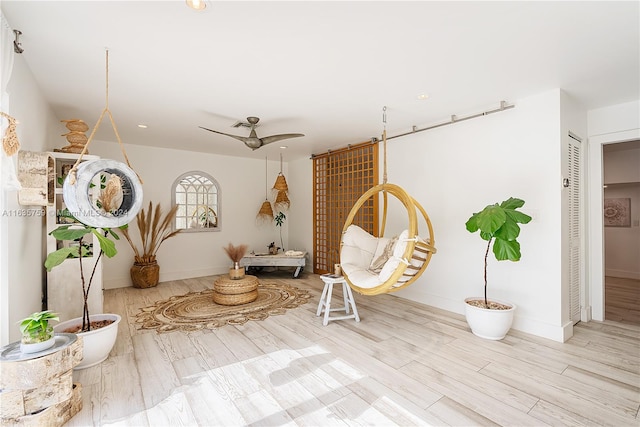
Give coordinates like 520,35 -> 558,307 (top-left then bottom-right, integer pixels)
339,109 -> 437,296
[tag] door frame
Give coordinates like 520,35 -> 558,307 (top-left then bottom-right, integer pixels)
587,129 -> 640,321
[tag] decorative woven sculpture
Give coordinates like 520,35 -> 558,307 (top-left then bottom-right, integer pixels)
55,119 -> 90,154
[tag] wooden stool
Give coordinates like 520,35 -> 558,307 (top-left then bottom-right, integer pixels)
213,275 -> 259,305
316,275 -> 360,326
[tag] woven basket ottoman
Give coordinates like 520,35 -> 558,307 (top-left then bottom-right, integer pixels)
213,275 -> 259,305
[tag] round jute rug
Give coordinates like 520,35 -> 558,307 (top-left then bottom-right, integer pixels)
135,283 -> 311,333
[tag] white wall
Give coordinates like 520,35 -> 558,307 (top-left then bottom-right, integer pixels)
2,55 -> 59,345
587,100 -> 640,321
90,142 -> 289,288
287,155 -> 314,260
292,90 -> 579,341
362,90 -> 566,341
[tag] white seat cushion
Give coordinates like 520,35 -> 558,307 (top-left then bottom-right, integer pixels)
340,225 -> 384,289
379,230 -> 409,282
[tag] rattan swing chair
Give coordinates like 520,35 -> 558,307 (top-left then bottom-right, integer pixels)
339,110 -> 437,296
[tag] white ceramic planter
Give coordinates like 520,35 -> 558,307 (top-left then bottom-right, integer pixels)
20,335 -> 56,354
54,313 -> 121,369
464,297 -> 516,340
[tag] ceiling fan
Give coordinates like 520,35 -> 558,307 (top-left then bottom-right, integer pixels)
199,116 -> 304,150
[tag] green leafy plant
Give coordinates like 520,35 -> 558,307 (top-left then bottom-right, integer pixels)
275,211 -> 286,252
465,197 -> 532,308
45,222 -> 120,331
19,310 -> 59,344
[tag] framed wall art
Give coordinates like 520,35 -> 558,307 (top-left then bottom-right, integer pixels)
603,198 -> 631,227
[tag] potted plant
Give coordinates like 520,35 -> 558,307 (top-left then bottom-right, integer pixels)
275,211 -> 286,252
464,197 -> 532,340
18,310 -> 59,354
119,202 -> 181,288
223,243 -> 248,279
45,220 -> 122,368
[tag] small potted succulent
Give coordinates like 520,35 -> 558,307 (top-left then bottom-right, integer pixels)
19,310 -> 59,354
464,197 -> 531,340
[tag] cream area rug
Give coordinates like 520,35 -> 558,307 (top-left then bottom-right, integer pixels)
135,283 -> 311,333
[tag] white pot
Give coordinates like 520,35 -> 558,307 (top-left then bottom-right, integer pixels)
20,335 -> 56,354
54,313 -> 121,369
464,297 -> 516,340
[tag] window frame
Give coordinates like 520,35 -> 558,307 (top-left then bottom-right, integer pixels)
171,171 -> 221,233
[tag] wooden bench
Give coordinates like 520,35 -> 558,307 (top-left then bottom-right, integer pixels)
240,252 -> 307,278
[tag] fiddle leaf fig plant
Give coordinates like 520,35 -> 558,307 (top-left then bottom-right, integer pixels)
45,222 -> 120,332
465,197 -> 532,308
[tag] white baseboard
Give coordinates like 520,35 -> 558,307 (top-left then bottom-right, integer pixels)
103,266 -> 228,289
397,290 -> 569,343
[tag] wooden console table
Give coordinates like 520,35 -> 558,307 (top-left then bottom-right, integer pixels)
240,252 -> 307,278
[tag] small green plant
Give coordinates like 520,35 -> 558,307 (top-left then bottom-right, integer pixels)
19,310 -> 59,344
465,197 -> 532,308
275,211 -> 286,251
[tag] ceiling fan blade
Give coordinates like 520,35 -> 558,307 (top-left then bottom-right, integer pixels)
199,126 -> 251,143
260,133 -> 305,146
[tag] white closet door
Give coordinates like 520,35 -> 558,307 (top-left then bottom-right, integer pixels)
568,133 -> 582,324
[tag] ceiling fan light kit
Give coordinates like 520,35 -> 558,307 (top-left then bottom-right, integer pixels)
200,116 -> 304,151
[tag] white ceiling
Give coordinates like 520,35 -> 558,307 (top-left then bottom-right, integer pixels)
2,1 -> 639,161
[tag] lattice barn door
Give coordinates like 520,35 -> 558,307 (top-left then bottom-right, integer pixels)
313,142 -> 378,274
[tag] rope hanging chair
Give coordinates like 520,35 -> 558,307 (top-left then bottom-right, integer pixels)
339,108 -> 437,296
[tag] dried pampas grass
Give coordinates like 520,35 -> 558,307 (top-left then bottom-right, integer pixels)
120,202 -> 181,263
223,243 -> 248,263
98,174 -> 123,214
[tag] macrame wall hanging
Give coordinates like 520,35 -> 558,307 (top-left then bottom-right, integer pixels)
0,111 -> 20,156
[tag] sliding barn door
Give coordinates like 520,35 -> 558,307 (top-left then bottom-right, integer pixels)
313,141 -> 378,274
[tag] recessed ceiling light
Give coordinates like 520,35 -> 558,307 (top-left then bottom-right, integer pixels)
137,124 -> 148,129
417,94 -> 429,100
280,146 -> 288,149
186,0 -> 206,11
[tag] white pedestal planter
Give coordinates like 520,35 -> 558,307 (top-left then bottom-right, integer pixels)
54,313 -> 121,369
464,298 -> 516,340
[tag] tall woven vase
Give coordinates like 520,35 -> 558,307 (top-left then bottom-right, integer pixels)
131,261 -> 160,288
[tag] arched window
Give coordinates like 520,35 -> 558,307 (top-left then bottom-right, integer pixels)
172,171 -> 220,232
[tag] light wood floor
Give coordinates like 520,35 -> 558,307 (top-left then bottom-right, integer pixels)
606,276 -> 640,325
68,271 -> 640,426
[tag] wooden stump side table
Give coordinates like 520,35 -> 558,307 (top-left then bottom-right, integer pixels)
213,274 -> 259,305
0,334 -> 83,426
